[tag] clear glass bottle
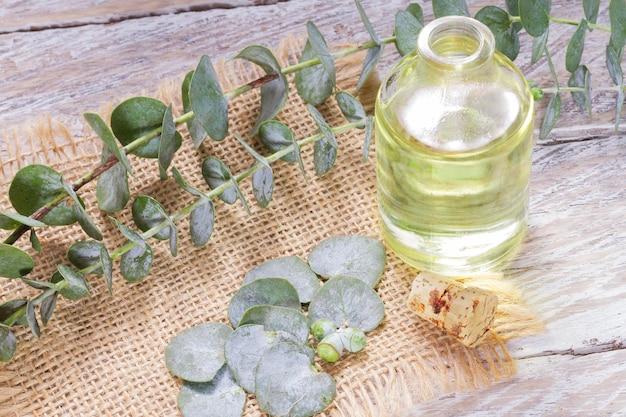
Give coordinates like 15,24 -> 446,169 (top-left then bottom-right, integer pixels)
375,16 -> 534,276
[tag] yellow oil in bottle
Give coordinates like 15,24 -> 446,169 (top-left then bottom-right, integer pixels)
375,17 -> 534,276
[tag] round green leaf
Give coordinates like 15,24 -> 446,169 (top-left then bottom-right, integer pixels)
189,200 -> 214,247
335,91 -> 366,124
235,45 -> 289,135
96,145 -> 130,213
295,40 -> 334,106
165,322 -> 233,383
0,243 -> 34,278
0,326 -> 17,362
228,278 -> 301,328
307,235 -> 386,288
40,292 -> 58,327
256,342 -> 336,417
252,166 -> 274,209
8,164 -> 76,226
52,265 -> 90,300
239,305 -> 309,344
120,242 -> 153,283
308,105 -> 338,176
178,366 -> 246,417
394,9 -> 423,56
132,195 -> 171,240
182,70 -> 208,148
519,0 -> 551,37
432,0 -> 470,17
110,97 -> 167,158
475,5 -> 520,61
201,157 -> 237,204
243,256 -> 320,304
225,324 -> 306,393
308,276 -> 385,332
190,55 -> 228,142
67,240 -> 106,274
258,120 -> 299,163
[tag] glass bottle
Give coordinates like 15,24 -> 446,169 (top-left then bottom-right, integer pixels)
375,16 -> 534,276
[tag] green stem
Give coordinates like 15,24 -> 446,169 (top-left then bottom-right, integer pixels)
549,16 -> 611,32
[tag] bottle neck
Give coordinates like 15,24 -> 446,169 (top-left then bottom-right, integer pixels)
417,16 -> 495,73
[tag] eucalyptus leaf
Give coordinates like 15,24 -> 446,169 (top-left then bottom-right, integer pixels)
55,264 -> 90,300
243,256 -> 320,304
132,195 -> 171,241
96,144 -> 130,213
568,65 -> 592,115
610,0 -> 626,51
40,292 -> 58,326
8,164 -> 76,226
394,9 -> 424,56
335,91 -> 366,124
61,181 -> 103,241
158,104 -> 179,180
308,105 -> 338,176
0,243 -> 34,278
26,301 -> 40,338
354,0 -> 383,94
0,326 -> 17,362
295,40 -> 335,106
531,27 -> 549,64
30,229 -> 41,253
539,93 -> 562,140
228,278 -> 301,328
0,299 -> 27,324
307,235 -> 386,288
110,97 -> 168,158
432,0 -> 470,17
189,199 -> 215,247
165,322 -> 233,383
0,210 -> 46,229
201,157 -> 238,205
566,19 -> 588,73
252,166 -> 274,209
109,216 -> 146,248
606,44 -> 623,86
306,21 -> 336,89
255,342 -> 336,417
20,278 -> 57,290
475,5 -> 520,61
235,45 -> 289,134
583,0 -> 599,24
308,276 -> 385,333
258,120 -> 300,164
239,305 -> 309,344
190,55 -> 228,142
182,70 -> 208,148
178,366 -> 246,417
120,241 -> 153,283
100,245 -> 113,295
519,0 -> 551,37
362,115 -> 374,162
67,240 -> 106,274
83,112 -> 133,175
225,324 -> 307,393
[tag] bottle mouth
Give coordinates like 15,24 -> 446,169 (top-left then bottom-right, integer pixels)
417,16 -> 495,71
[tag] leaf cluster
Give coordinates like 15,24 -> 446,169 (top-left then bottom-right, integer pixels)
164,235 -> 386,417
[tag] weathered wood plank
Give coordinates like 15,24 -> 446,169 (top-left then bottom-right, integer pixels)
0,0 -> 289,33
404,348 -> 626,416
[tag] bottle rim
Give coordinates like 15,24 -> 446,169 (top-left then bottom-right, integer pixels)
417,16 -> 495,71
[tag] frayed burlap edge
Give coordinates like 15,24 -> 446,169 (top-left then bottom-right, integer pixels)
0,36 -> 544,417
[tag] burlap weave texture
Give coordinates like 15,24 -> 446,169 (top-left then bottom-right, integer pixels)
0,37 -> 541,417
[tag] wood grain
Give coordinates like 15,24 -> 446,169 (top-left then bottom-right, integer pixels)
1,0 -> 625,415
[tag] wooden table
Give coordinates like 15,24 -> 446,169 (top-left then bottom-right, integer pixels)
1,1 -> 625,415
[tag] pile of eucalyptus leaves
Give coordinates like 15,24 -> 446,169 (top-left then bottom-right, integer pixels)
0,0 -> 625,363
165,235 -> 386,417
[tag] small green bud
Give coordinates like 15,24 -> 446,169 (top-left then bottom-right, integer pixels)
311,318 -> 337,342
318,332 -> 344,362
337,327 -> 366,353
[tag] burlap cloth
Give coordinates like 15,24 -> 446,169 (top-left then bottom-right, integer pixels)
0,37 -> 543,417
